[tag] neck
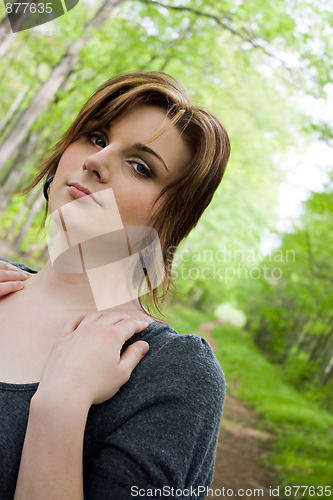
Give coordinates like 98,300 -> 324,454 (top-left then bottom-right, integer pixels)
24,259 -> 146,316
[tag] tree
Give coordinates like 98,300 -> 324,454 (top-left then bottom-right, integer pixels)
242,173 -> 333,409
0,0 -> 332,306
0,0 -> 123,173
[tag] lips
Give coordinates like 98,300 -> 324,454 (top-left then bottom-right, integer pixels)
67,183 -> 101,206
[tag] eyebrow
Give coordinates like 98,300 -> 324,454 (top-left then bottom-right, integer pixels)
132,143 -> 169,172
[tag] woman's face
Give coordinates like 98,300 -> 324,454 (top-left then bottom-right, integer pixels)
49,104 -> 191,235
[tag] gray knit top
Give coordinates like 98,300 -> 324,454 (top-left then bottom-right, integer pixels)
0,259 -> 225,499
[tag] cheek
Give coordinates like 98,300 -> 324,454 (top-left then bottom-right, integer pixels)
57,147 -> 80,173
121,194 -> 149,213
115,178 -> 159,206
115,189 -> 156,225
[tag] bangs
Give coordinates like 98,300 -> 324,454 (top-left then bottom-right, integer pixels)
73,98 -> 195,150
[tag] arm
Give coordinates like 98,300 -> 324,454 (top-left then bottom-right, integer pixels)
14,312 -> 149,500
14,393 -> 89,500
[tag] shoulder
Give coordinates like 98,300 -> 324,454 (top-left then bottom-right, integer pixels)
84,321 -> 225,497
125,320 -> 225,410
83,320 -> 225,493
127,320 -> 223,370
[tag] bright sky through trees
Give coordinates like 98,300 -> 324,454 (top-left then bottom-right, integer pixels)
277,88 -> 332,225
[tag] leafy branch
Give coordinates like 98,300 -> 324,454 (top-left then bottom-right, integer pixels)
138,0 -> 292,67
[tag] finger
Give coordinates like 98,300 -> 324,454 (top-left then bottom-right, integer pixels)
0,261 -> 31,273
62,311 -> 132,334
119,341 -> 149,380
0,261 -> 18,271
0,281 -> 24,296
0,269 -> 31,282
79,312 -> 131,329
76,311 -> 133,329
87,311 -> 131,327
108,318 -> 149,345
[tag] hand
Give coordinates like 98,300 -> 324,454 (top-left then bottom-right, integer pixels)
0,260 -> 32,297
36,312 -> 150,407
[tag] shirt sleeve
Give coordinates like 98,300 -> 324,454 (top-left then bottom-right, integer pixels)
83,335 -> 225,500
0,256 -> 38,274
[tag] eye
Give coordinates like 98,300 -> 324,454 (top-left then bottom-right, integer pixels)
128,160 -> 153,178
88,133 -> 107,148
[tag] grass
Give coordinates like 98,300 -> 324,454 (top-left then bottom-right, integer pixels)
164,302 -> 333,499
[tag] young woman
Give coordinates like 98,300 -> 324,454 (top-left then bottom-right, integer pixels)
0,71 -> 230,500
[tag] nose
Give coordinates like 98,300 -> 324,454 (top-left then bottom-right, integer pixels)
82,149 -> 111,183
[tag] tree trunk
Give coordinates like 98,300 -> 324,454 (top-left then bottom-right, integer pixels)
0,8 -> 34,57
0,84 -> 29,135
0,15 -> 14,58
0,0 -> 124,173
12,192 -> 45,252
0,131 -> 43,213
319,324 -> 333,385
4,189 -> 40,241
322,355 -> 333,385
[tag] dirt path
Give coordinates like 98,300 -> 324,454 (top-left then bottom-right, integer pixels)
199,321 -> 277,499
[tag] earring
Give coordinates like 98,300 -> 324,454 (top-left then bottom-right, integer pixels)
43,175 -> 54,201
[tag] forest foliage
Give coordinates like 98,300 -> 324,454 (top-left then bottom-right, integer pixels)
0,0 -> 332,409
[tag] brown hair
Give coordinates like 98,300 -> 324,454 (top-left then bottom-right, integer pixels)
26,71 -> 230,317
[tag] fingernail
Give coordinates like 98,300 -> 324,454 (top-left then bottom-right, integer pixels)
139,341 -> 149,356
16,282 -> 24,289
